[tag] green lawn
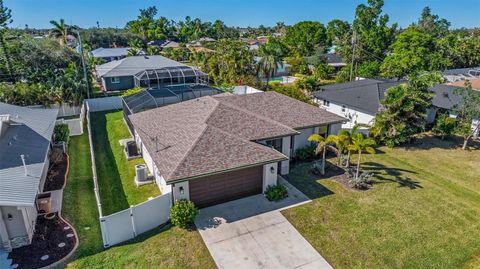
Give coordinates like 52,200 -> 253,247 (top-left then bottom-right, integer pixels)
90,111 -> 160,215
283,136 -> 480,269
63,123 -> 215,269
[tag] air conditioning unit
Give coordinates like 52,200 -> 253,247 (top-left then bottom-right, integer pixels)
135,164 -> 148,182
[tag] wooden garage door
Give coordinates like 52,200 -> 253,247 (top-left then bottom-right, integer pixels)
189,166 -> 263,208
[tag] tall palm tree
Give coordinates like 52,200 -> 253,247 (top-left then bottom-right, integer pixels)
257,43 -> 283,86
308,134 -> 329,175
0,0 -> 13,82
325,130 -> 351,166
348,133 -> 376,179
49,19 -> 72,45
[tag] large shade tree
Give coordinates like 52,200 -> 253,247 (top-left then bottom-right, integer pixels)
284,21 -> 327,57
381,27 -> 450,78
0,0 -> 13,82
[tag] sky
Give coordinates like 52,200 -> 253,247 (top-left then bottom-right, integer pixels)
4,0 -> 480,29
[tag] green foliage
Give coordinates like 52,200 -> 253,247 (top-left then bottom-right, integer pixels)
348,132 -> 376,179
268,83 -> 313,104
357,60 -> 381,78
285,53 -> 310,75
326,19 -> 351,47
54,123 -> 70,143
294,76 -> 318,92
0,82 -> 63,106
352,0 -> 397,63
193,39 -> 256,87
381,27 -> 450,78
170,200 -> 198,228
284,21 -> 327,56
371,72 -> 442,147
257,38 -> 288,83
81,28 -> 141,49
294,145 -> 317,161
454,82 -> 480,149
265,184 -> 288,201
121,87 -> 144,97
416,6 -> 450,38
314,63 -> 335,80
432,114 -> 457,139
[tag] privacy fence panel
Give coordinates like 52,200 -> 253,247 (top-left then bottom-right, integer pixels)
85,96 -> 122,112
100,193 -> 172,248
100,209 -> 135,247
132,193 -> 172,235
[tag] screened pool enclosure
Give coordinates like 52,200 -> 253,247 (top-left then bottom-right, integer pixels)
133,66 -> 209,89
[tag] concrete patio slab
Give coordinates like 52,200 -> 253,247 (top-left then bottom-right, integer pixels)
195,177 -> 333,269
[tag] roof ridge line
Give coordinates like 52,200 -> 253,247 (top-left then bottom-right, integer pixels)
167,98 -> 220,179
216,96 -> 298,135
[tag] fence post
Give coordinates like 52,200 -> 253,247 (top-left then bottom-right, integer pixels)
130,206 -> 137,238
99,217 -> 110,248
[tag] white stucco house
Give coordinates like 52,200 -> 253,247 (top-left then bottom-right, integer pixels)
313,79 -> 402,133
313,79 -> 479,137
0,102 -> 58,252
128,91 -> 344,208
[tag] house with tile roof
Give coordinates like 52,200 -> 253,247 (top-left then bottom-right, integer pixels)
128,91 -> 345,208
0,102 -> 58,252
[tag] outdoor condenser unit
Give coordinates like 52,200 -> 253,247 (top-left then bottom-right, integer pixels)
135,164 -> 148,182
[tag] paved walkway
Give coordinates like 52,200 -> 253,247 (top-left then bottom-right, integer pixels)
195,177 -> 333,269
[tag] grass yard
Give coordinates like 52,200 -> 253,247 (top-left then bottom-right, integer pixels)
63,123 -> 215,269
283,136 -> 480,269
90,110 -> 160,215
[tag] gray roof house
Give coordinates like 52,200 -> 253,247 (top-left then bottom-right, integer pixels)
89,47 -> 140,62
129,91 -> 344,208
0,102 -> 58,251
95,55 -> 208,91
313,79 -> 476,132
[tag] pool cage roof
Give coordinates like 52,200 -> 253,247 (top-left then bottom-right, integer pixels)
122,84 -> 223,115
133,66 -> 209,88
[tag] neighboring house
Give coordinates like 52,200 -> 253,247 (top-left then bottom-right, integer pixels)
148,40 -> 180,49
0,103 -> 58,252
314,79 -> 479,137
129,91 -> 344,208
313,79 -> 402,131
95,55 -> 208,91
89,47 -> 138,62
254,56 -> 292,78
442,67 -> 480,83
307,53 -> 346,70
232,85 -> 263,95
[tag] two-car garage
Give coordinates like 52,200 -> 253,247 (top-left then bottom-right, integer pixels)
188,166 -> 264,208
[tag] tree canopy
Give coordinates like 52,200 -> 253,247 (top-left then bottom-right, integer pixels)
284,21 -> 327,57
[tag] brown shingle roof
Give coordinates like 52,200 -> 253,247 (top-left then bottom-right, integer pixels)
129,91 -> 344,182
213,91 -> 345,129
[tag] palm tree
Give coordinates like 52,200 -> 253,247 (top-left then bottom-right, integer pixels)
49,19 -> 72,45
257,43 -> 283,86
348,133 -> 376,179
325,130 -> 351,166
307,134 -> 329,175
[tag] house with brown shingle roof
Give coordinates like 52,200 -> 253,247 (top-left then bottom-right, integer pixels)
129,91 -> 345,208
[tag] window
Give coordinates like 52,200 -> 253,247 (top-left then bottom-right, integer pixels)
342,105 -> 346,112
323,100 -> 330,107
111,77 -> 120,84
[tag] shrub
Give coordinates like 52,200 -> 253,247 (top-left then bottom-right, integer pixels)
54,124 -> 70,143
294,144 -> 316,161
121,87 -> 144,97
433,114 -> 457,139
265,184 -> 288,201
170,200 -> 198,228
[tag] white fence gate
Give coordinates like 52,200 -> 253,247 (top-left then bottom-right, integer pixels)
100,193 -> 172,248
85,96 -> 122,112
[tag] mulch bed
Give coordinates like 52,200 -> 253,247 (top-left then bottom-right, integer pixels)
43,153 -> 68,192
8,214 -> 76,269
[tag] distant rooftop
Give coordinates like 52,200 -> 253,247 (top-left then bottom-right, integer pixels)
89,47 -> 132,58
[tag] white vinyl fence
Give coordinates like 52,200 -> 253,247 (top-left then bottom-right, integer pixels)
85,96 -> 172,248
55,104 -> 86,136
100,193 -> 172,247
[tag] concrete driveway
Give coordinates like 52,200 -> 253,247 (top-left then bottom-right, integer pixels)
195,177 -> 333,269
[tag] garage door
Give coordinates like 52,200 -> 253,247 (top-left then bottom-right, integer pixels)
189,166 -> 263,208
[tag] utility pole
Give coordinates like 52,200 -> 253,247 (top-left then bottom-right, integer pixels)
75,30 -> 90,99
349,30 -> 356,82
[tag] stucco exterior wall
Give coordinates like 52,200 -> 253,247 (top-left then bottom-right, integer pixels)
262,163 -> 278,192
319,101 -> 375,129
293,127 -> 317,152
0,206 -> 31,249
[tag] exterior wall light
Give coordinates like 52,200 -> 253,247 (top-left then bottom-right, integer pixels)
179,186 -> 184,195
7,213 -> 13,221
270,166 -> 275,174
